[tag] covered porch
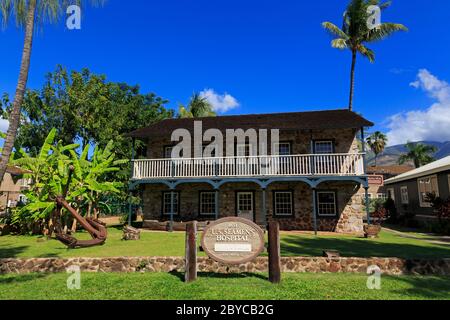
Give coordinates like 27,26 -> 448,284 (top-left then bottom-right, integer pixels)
129,175 -> 372,234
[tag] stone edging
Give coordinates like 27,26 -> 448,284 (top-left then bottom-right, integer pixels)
1,257 -> 450,275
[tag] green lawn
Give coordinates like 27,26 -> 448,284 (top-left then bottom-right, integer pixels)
0,272 -> 448,300
1,227 -> 449,259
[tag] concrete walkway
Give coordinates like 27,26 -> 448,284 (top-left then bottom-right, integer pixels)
383,227 -> 450,246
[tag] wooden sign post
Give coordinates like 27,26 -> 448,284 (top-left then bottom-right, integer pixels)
268,221 -> 281,284
185,221 -> 197,283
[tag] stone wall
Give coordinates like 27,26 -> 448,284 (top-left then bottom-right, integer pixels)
1,256 -> 449,275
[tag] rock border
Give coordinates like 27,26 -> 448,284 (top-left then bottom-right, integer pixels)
1,256 -> 450,275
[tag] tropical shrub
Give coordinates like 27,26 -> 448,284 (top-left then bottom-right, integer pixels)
10,128 -> 128,234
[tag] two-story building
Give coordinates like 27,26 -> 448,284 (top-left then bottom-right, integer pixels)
127,109 -> 374,234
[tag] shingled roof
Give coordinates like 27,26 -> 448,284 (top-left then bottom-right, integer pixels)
126,109 -> 374,139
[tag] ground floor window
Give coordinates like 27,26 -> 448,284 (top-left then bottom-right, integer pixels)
400,186 -> 409,204
162,192 -> 179,215
418,175 -> 439,207
199,191 -> 216,215
273,191 -> 294,217
377,193 -> 387,200
387,188 -> 395,201
316,191 -> 337,217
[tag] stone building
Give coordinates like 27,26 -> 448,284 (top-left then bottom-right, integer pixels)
127,109 -> 374,233
0,166 -> 31,211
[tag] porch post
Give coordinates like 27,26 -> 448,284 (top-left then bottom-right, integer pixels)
169,190 -> 175,232
128,138 -> 136,226
312,188 -> 318,236
365,186 -> 371,225
215,189 -> 219,220
261,188 -> 267,227
360,127 -> 367,173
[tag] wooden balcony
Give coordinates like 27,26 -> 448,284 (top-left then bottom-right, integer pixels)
131,153 -> 365,180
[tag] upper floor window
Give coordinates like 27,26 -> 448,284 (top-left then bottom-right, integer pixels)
314,141 -> 334,154
164,146 -> 183,159
316,191 -> 337,217
418,175 -> 439,207
164,146 -> 173,159
400,186 -> 409,204
202,144 -> 217,158
237,143 -> 253,157
273,142 -> 291,156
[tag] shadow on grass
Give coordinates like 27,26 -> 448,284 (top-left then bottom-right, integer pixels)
386,275 -> 450,299
280,236 -> 450,259
0,245 -> 30,259
169,270 -> 268,282
0,273 -> 49,285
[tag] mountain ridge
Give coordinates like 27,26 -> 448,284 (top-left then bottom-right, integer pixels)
366,141 -> 450,166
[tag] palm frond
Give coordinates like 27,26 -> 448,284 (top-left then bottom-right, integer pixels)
366,22 -> 408,42
357,45 -> 375,62
331,38 -> 349,49
322,21 -> 349,40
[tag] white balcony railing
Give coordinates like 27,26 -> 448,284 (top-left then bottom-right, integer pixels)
131,153 -> 365,180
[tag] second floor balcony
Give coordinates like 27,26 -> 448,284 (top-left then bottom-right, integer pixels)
131,153 -> 365,180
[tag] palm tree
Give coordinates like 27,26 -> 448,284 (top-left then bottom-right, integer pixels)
398,142 -> 437,168
366,131 -> 387,166
0,0 -> 103,183
178,93 -> 216,118
322,0 -> 407,111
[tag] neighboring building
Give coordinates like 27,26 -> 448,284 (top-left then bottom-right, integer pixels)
0,166 -> 31,210
358,166 -> 414,202
384,156 -> 450,222
127,109 -> 374,233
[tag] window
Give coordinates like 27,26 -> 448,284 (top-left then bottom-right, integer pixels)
273,191 -> 294,216
400,186 -> 409,204
237,192 -> 253,212
273,142 -> 291,156
317,191 -> 337,217
387,188 -> 395,201
418,175 -> 439,207
314,141 -> 334,154
162,192 -> 179,215
237,143 -> 253,157
202,144 -> 217,158
199,192 -> 216,215
377,193 -> 387,200
164,146 -> 173,159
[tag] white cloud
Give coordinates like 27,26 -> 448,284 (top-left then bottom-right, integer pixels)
0,118 -> 9,133
386,69 -> 450,146
199,89 -> 240,114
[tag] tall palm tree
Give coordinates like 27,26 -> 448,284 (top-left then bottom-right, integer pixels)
366,131 -> 387,166
0,0 -> 103,183
398,142 -> 437,168
178,93 -> 216,118
322,0 -> 407,111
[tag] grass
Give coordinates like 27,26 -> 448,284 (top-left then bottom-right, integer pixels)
1,227 -> 449,259
0,272 -> 449,300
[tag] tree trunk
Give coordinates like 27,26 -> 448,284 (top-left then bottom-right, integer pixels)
348,50 -> 357,112
0,0 -> 36,182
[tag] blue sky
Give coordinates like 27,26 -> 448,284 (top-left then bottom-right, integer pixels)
1,0 -> 450,146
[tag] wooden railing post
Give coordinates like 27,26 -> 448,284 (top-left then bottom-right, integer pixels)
268,221 -> 281,284
185,221 -> 197,283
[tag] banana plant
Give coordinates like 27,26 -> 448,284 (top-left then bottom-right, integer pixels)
11,128 -> 127,230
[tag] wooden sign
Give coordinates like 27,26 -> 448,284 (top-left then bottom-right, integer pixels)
201,217 -> 265,265
368,175 -> 384,186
